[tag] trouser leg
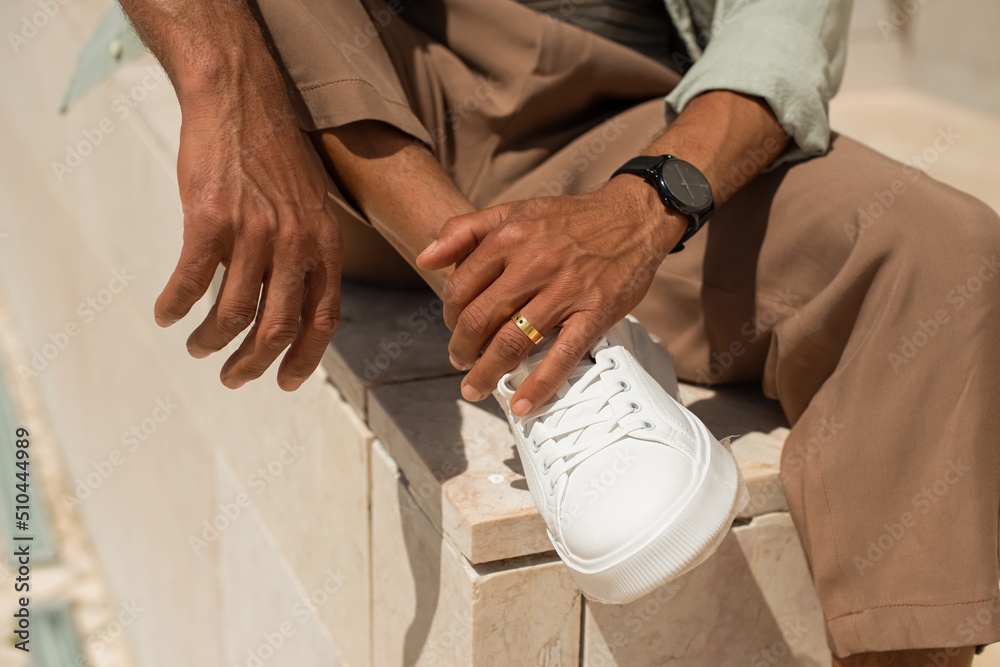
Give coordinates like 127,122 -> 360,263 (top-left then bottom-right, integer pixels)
633,134 -> 1000,656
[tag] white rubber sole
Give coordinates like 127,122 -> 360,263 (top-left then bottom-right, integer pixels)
562,425 -> 748,605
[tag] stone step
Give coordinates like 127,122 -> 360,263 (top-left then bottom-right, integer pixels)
322,283 -> 790,565
320,281 -> 828,665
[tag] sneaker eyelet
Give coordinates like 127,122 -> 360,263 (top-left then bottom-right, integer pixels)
609,358 -> 619,370
619,380 -> 630,391
530,439 -> 539,453
629,402 -> 640,413
643,421 -> 655,430
548,482 -> 556,495
542,462 -> 551,474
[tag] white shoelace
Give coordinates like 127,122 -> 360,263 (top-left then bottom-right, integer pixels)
498,352 -> 650,494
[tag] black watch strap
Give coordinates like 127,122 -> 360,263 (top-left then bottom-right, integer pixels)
611,155 -> 713,254
613,155 -> 667,178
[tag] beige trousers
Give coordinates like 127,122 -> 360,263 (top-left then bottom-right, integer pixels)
253,0 -> 1000,655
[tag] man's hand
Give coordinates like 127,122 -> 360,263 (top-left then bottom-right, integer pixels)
120,0 -> 342,391
417,91 -> 789,416
158,94 -> 342,391
416,177 -> 686,416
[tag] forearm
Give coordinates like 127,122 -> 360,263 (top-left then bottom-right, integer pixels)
642,90 -> 790,208
316,122 -> 475,295
119,0 -> 289,116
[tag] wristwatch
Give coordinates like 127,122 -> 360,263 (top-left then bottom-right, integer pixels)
611,155 -> 714,253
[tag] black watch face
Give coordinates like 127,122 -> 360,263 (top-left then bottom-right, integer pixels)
660,158 -> 713,212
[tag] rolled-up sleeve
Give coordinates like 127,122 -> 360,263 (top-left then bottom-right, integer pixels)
664,0 -> 852,162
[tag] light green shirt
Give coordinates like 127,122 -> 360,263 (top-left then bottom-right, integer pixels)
662,0 -> 853,163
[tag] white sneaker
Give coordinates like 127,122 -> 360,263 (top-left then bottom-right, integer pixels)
494,315 -> 747,604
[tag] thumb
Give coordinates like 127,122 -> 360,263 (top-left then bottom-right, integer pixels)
416,203 -> 514,270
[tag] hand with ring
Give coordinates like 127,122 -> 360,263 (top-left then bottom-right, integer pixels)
416,176 -> 688,416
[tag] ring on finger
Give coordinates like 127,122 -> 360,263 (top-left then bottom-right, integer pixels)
510,310 -> 543,344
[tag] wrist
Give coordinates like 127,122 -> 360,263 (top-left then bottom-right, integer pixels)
171,46 -> 243,101
173,43 -> 264,102
175,49 -> 300,144
604,175 -> 688,257
169,29 -> 288,113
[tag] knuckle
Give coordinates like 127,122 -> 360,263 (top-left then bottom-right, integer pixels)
440,215 -> 461,236
314,236 -> 342,273
496,221 -> 526,244
278,223 -> 313,254
492,329 -> 529,364
168,272 -> 211,312
530,248 -> 557,272
184,209 -> 233,248
217,303 -> 257,335
236,205 -> 279,241
259,318 -> 300,351
442,274 -> 468,310
273,268 -> 307,292
529,368 -> 562,397
309,307 -> 341,339
551,337 -> 587,368
186,198 -> 231,229
457,302 -> 492,341
586,289 -> 615,317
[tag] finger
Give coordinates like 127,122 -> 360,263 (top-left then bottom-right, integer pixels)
277,247 -> 342,391
415,203 -> 512,271
154,224 -> 226,327
216,281 -> 267,388
459,299 -> 563,404
448,273 -> 538,370
440,232 -> 508,335
220,256 -> 307,389
510,313 -> 602,416
186,251 -> 266,358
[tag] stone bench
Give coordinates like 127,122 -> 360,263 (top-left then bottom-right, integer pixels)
321,282 -> 831,666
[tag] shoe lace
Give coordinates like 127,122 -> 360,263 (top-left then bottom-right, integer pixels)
498,352 -> 649,493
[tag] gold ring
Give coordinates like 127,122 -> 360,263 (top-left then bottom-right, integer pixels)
510,311 -> 543,344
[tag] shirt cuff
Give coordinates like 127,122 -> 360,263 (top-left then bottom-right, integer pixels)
664,13 -> 834,166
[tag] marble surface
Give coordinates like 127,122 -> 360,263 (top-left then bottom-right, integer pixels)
217,460 -> 350,667
321,284 -> 458,417
211,380 -> 375,667
0,292 -> 139,667
369,375 -> 550,564
583,513 -> 830,666
370,440 -> 581,667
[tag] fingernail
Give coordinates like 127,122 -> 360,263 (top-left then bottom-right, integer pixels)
154,315 -> 172,327
511,398 -> 532,416
461,384 -> 485,402
449,354 -> 471,371
418,240 -> 437,258
187,345 -> 210,359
